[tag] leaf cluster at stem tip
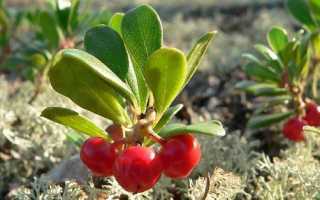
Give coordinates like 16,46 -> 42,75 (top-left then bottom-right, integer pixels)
41,4 -> 225,145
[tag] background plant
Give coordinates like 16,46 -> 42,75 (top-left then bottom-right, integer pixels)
1,0 -> 112,103
237,0 -> 320,132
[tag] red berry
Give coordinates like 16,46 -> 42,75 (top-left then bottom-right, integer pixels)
282,117 -> 306,142
159,134 -> 201,179
80,137 -> 117,176
113,146 -> 163,193
303,102 -> 320,126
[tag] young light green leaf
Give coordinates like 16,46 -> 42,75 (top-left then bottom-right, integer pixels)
41,107 -> 109,139
286,0 -> 316,30
154,104 -> 183,132
158,120 -> 225,138
144,48 -> 187,120
109,12 -> 124,36
84,25 -> 129,80
248,112 -> 294,129
39,11 -> 60,49
185,31 -> 217,85
122,4 -> 163,112
49,49 -> 133,124
267,27 -> 289,53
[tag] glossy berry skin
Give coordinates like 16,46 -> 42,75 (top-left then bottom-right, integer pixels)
113,146 -> 163,193
303,102 -> 320,126
80,137 -> 117,177
282,117 -> 306,142
159,134 -> 201,179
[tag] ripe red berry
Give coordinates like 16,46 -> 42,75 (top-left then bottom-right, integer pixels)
159,134 -> 201,179
113,146 -> 163,193
303,102 -> 320,126
282,117 -> 306,142
80,137 -> 117,177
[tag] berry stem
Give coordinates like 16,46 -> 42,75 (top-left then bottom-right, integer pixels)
143,128 -> 166,146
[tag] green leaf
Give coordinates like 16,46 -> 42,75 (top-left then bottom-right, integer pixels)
56,0 -> 71,32
243,62 -> 280,83
267,27 -> 289,53
254,44 -> 279,61
236,81 -> 288,96
49,49 -> 133,124
68,0 -> 80,32
254,44 -> 284,73
185,31 -> 217,86
144,48 -> 187,120
84,25 -> 129,80
242,53 -> 262,65
39,11 -> 60,49
248,112 -> 294,129
158,120 -> 225,138
109,12 -> 124,36
253,95 -> 292,115
286,0 -> 316,30
122,4 -> 163,112
41,107 -> 109,139
154,104 -> 183,132
309,0 -> 320,22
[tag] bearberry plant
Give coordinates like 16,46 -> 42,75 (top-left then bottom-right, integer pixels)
41,4 -> 225,193
1,0 -> 112,103
237,0 -> 320,142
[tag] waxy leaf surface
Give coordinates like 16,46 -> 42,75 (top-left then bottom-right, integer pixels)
85,25 -> 129,80
144,48 -> 187,119
41,107 -> 109,139
122,5 -> 163,112
49,49 -> 132,124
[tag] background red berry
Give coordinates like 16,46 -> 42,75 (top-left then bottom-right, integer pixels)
80,137 -> 117,177
282,117 -> 306,142
159,134 -> 201,179
113,146 -> 163,193
303,102 -> 320,126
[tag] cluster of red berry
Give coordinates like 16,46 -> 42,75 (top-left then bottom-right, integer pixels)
80,125 -> 201,193
283,101 -> 320,142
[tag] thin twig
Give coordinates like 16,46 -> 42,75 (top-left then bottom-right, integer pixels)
201,173 -> 211,200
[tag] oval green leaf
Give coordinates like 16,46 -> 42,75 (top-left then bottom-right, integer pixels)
158,120 -> 225,138
84,25 -> 129,80
144,48 -> 187,119
49,49 -> 132,124
267,26 -> 289,53
122,4 -> 163,112
41,107 -> 109,139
